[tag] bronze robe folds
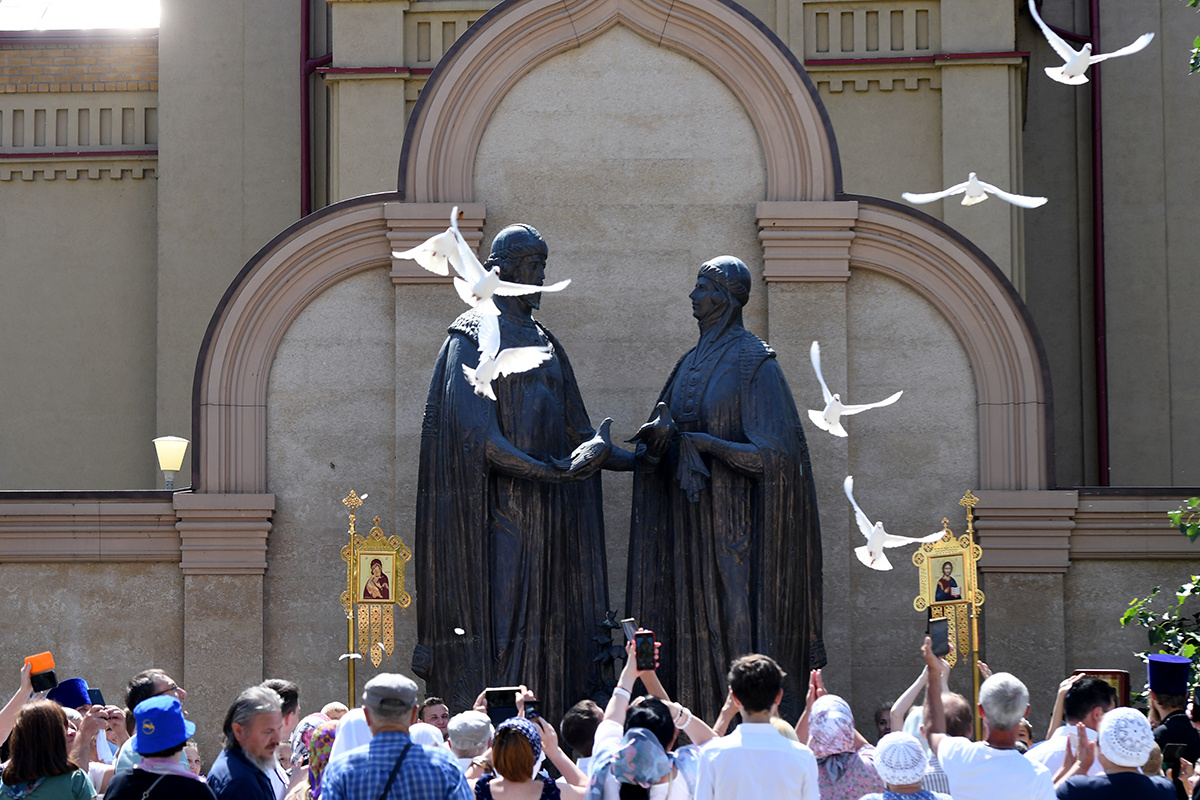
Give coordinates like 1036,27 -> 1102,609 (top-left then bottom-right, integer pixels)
627,326 -> 824,721
413,310 -> 610,720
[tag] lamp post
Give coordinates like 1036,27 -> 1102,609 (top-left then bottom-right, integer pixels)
152,436 -> 189,490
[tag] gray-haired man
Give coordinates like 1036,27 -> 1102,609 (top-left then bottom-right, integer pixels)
208,686 -> 285,800
321,674 -> 470,800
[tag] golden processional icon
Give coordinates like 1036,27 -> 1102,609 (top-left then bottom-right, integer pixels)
340,490 -> 412,705
912,490 -> 985,738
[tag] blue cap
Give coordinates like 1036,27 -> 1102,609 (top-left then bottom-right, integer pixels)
47,678 -> 90,710
1148,654 -> 1192,696
133,695 -> 195,754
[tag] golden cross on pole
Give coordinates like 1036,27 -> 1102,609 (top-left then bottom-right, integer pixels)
341,489 -> 364,707
959,489 -> 978,536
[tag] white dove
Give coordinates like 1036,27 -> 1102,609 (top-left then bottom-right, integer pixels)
1028,0 -> 1153,85
844,475 -> 946,571
808,341 -> 903,437
338,652 -> 362,661
392,206 -> 570,315
462,313 -> 553,401
902,173 -> 1048,209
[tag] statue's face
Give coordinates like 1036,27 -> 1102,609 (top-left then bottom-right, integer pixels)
690,273 -> 723,322
509,253 -> 547,310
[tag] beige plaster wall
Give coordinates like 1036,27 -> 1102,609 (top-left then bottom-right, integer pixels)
264,267 -> 401,708
156,0 -> 301,489
471,24 -> 768,612
0,177 -> 158,489
841,270 -> 978,731
0,561 -> 183,714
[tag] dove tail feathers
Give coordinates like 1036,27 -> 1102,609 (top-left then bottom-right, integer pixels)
855,546 -> 892,571
829,420 -> 849,437
807,409 -> 832,431
1045,66 -> 1088,84
461,365 -> 496,401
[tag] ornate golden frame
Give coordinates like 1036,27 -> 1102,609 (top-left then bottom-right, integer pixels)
339,490 -> 413,705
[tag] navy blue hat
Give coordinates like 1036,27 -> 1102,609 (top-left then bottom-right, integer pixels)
133,695 -> 195,754
1148,654 -> 1192,696
47,678 -> 90,710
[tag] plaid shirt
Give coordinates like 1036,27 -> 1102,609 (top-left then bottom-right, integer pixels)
321,730 -> 471,800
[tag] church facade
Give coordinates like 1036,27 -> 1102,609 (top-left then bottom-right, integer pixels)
0,0 -> 1196,757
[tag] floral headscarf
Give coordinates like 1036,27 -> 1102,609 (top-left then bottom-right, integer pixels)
585,728 -> 699,800
308,719 -> 339,799
808,695 -> 856,758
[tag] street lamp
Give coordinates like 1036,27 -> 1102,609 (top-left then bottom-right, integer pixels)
152,436 -> 189,490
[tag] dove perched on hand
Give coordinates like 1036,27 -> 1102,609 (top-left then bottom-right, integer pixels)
902,173 -> 1047,209
461,314 -> 553,401
392,206 -> 571,315
551,418 -> 613,477
628,402 -> 676,460
1028,0 -> 1153,85
807,341 -> 903,437
844,476 -> 946,571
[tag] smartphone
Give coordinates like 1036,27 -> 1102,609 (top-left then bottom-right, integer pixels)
483,686 -> 521,727
634,630 -> 656,671
620,618 -> 638,642
525,699 -> 540,721
87,688 -> 105,706
1164,742 -> 1186,778
25,652 -> 57,693
928,618 -> 949,657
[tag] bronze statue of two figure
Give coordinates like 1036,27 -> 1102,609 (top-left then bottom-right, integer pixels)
411,222 -> 824,726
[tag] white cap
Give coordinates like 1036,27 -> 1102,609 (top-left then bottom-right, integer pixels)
1098,707 -> 1155,768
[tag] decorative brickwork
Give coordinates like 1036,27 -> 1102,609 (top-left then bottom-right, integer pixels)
0,38 -> 157,93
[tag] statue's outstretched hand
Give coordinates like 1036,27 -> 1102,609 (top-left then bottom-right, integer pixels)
550,418 -> 613,482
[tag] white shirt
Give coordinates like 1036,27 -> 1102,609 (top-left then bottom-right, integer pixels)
694,722 -> 818,800
588,720 -> 692,800
266,762 -> 288,799
938,736 -> 1056,800
1026,724 -> 1103,777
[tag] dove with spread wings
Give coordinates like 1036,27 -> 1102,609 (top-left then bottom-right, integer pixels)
1028,0 -> 1153,86
844,476 -> 946,571
461,313 -> 553,401
392,206 -> 570,315
902,172 -> 1048,209
808,341 -> 903,437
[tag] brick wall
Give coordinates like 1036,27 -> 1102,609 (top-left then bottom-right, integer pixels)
0,38 -> 157,93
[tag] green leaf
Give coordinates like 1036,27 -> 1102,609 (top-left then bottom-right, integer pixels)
1186,643 -> 1200,660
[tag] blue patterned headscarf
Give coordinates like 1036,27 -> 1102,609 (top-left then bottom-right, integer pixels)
585,729 -> 699,800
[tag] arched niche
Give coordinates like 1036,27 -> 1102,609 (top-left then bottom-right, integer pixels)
397,0 -> 841,203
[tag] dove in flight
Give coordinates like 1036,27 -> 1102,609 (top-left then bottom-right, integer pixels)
392,206 -> 571,315
844,475 -> 946,571
1028,0 -> 1153,85
808,341 -> 903,437
338,652 -> 362,661
902,173 -> 1048,209
462,314 -> 553,401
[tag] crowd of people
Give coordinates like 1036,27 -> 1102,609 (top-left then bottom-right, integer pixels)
1,637 -> 1197,800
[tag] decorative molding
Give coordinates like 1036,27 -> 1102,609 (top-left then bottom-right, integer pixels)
1070,495 -> 1194,559
973,490 -> 1077,573
175,493 -> 275,575
399,0 -> 840,202
757,200 -> 858,281
0,153 -> 156,181
0,496 -> 178,562
385,201 -> 485,283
